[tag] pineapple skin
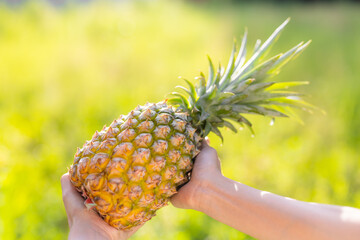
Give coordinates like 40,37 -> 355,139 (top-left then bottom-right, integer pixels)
69,101 -> 202,230
68,19 -> 311,230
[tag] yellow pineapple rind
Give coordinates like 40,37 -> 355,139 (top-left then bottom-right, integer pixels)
70,101 -> 202,230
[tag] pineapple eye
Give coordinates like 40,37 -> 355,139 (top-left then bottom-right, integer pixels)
138,108 -> 156,121
120,118 -> 139,130
133,133 -> 153,148
151,140 -> 168,155
148,156 -> 166,172
153,125 -> 171,139
163,165 -> 177,180
85,173 -> 106,191
137,120 -> 155,133
127,166 -> 146,182
107,177 -> 125,193
167,149 -> 181,163
155,113 -> 173,125
117,128 -> 137,142
113,142 -> 135,158
170,133 -> 186,148
128,185 -> 143,201
106,157 -> 128,178
171,119 -> 187,132
132,148 -> 151,165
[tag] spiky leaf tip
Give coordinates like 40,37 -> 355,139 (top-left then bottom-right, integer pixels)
169,19 -> 313,139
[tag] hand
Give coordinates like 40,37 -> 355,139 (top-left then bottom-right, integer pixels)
170,138 -> 222,210
61,173 -> 141,240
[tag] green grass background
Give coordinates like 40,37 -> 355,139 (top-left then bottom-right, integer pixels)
0,1 -> 359,239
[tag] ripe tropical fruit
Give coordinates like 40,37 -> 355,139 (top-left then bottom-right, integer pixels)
69,19 -> 313,230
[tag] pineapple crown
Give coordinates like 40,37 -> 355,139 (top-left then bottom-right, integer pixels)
168,18 -> 315,140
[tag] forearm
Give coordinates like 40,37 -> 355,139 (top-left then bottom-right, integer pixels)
195,175 -> 360,240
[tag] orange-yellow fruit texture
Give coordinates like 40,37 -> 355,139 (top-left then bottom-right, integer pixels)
69,19 -> 313,230
69,102 -> 202,230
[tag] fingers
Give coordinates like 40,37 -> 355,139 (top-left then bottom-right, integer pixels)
196,139 -> 222,171
61,173 -> 85,215
199,142 -> 217,158
169,195 -> 180,209
200,137 -> 211,150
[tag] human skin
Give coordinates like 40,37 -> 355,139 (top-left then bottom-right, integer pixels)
61,140 -> 360,240
171,140 -> 360,240
61,174 -> 141,240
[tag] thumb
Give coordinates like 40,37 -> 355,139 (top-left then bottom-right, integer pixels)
200,137 -> 211,150
195,141 -> 221,171
61,173 -> 86,215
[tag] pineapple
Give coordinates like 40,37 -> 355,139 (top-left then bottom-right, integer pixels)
69,19 -> 313,230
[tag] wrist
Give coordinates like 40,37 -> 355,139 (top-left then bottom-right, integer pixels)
190,173 -> 226,212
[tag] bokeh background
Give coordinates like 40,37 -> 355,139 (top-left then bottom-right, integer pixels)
0,0 -> 359,239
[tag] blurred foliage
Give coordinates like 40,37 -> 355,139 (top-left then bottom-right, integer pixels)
0,0 -> 359,239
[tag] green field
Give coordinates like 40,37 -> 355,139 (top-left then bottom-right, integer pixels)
0,1 -> 359,239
